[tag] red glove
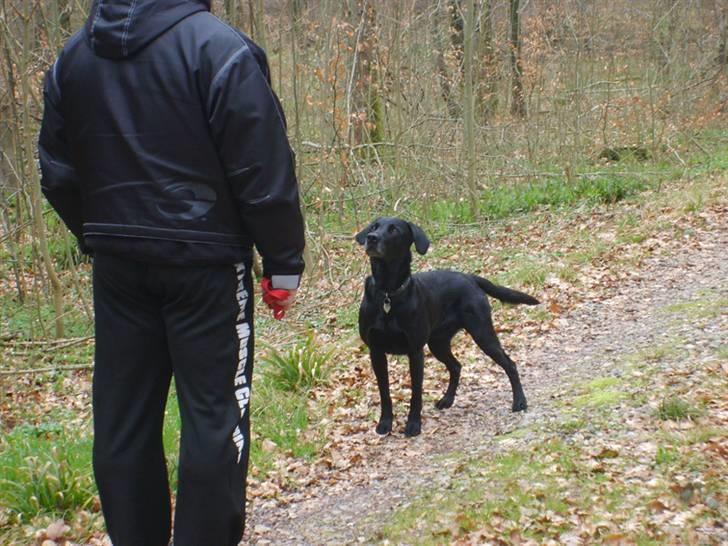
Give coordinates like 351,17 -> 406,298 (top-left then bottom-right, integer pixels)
260,278 -> 291,320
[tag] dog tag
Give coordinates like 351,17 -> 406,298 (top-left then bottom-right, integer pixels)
383,295 -> 391,314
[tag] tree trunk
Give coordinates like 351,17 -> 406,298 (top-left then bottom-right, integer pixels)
463,0 -> 479,217
449,0 -> 464,76
509,0 -> 526,118
18,6 -> 65,337
288,0 -> 316,276
348,0 -> 383,150
477,0 -> 498,122
248,0 -> 266,49
719,3 -> 728,68
433,3 -> 461,118
0,188 -> 25,303
224,0 -> 238,26
58,0 -> 71,35
0,5 -> 26,302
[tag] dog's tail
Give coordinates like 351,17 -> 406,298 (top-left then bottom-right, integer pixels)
471,275 -> 540,305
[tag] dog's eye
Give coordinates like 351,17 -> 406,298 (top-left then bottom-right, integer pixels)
388,225 -> 398,233
371,223 -> 379,231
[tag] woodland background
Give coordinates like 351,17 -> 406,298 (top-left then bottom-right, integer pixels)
0,1 -> 726,544
1,0 -> 726,334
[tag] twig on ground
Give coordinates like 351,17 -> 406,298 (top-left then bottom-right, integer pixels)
0,363 -> 93,376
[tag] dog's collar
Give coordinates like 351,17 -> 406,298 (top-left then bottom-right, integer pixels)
377,276 -> 412,314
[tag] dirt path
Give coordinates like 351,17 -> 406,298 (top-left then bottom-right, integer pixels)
246,218 -> 727,545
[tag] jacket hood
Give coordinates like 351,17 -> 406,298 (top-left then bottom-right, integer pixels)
85,0 -> 210,59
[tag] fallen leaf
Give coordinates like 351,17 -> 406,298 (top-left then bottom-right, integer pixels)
602,532 -> 633,545
261,439 -> 278,452
548,300 -> 563,314
592,446 -> 620,459
647,498 -> 670,512
45,520 -> 69,540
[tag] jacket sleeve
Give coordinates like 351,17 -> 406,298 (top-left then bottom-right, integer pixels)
207,44 -> 305,287
38,59 -> 86,251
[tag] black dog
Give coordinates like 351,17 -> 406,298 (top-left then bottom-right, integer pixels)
356,217 -> 539,437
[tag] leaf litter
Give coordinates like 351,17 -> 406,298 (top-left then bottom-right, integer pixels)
2,178 -> 726,545
245,188 -> 727,544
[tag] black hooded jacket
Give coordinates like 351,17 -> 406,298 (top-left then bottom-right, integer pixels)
39,0 -> 304,281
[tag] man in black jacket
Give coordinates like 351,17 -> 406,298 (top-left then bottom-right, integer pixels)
38,1 -> 305,544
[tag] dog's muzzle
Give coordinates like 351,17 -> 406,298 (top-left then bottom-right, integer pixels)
365,234 -> 384,257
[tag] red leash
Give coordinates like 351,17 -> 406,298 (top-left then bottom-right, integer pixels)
260,278 -> 289,320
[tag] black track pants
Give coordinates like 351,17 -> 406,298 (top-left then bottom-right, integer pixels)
92,254 -> 254,546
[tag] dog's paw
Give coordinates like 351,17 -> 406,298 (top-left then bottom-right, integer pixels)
404,419 -> 422,437
435,395 -> 454,410
512,398 -> 528,412
376,418 -> 393,435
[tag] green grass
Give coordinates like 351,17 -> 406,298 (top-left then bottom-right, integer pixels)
655,396 -> 702,421
570,376 -> 626,410
249,334 -> 332,473
616,212 -> 650,244
523,305 -> 553,323
678,426 -> 728,446
662,292 -> 728,320
0,423 -> 95,523
0,333 -> 331,526
4,210 -> 88,272
163,372 -> 325,482
684,129 -> 728,173
250,380 -> 324,476
556,264 -> 580,282
564,238 -> 610,266
335,302 -> 359,329
0,293 -> 92,341
627,342 -> 684,365
493,257 -> 548,289
163,387 -> 182,489
0,374 -> 323,525
258,332 -> 333,392
560,418 -> 588,433
717,344 -> 728,361
481,175 -> 649,219
378,438 -> 597,543
307,129 -> 725,238
636,536 -> 665,546
428,198 -> 477,225
584,377 -> 622,390
374,364 -> 725,545
0,384 -> 184,524
655,445 -> 679,466
421,173 -> 651,227
573,387 -> 625,409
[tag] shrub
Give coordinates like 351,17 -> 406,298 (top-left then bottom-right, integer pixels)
0,423 -> 95,522
259,333 -> 333,392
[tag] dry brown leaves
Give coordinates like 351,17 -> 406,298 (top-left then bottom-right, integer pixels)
245,184 -> 727,542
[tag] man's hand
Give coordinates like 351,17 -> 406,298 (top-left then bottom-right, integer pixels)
260,278 -> 297,320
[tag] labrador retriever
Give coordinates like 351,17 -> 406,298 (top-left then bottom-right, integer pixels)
356,217 -> 539,436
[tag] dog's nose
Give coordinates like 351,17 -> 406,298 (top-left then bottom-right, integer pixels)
366,233 -> 379,244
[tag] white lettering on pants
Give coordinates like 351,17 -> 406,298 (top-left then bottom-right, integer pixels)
232,263 -> 251,464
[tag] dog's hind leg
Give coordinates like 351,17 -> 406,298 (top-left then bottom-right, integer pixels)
464,312 -> 528,412
405,349 -> 425,437
370,349 -> 394,435
428,336 -> 462,410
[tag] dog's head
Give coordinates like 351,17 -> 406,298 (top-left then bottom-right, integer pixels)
355,217 -> 430,260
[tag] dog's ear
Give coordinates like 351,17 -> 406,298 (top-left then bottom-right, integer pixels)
355,217 -> 382,245
408,222 -> 430,255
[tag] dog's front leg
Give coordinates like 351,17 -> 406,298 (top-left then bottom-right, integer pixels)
405,349 -> 425,437
370,349 -> 393,435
